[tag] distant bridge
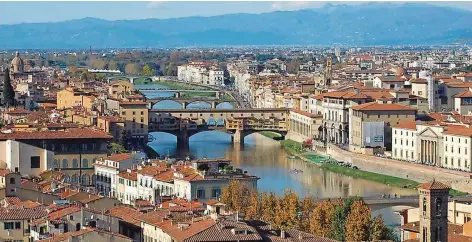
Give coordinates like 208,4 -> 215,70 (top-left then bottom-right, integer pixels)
146,97 -> 238,109
148,108 -> 290,149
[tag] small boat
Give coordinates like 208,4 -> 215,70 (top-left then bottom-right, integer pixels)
287,155 -> 296,159
290,169 -> 304,173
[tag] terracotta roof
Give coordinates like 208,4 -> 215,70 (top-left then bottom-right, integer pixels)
47,206 -> 81,220
98,115 -> 125,122
289,109 -> 322,118
37,228 -> 94,242
0,128 -> 112,140
393,121 -> 417,130
0,206 -> 47,220
4,196 -> 22,205
351,102 -> 416,111
443,126 -> 472,137
12,200 -> 42,209
454,90 -> 472,98
5,109 -> 30,115
379,76 -> 405,82
136,209 -> 170,225
457,73 -> 472,77
160,217 -> 216,242
184,220 -> 262,242
105,153 -> 134,162
138,165 -> 168,176
118,171 -> 138,181
417,180 -> 450,190
444,81 -> 472,88
109,206 -> 142,226
410,78 -> 427,84
154,170 -> 175,182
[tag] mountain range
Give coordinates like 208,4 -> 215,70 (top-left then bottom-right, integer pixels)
2,2 -> 472,49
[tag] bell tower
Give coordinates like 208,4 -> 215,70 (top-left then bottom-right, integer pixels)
324,56 -> 332,86
418,180 -> 450,242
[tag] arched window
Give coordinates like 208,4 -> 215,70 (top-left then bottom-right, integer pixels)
62,159 -> 69,168
82,159 -> 88,168
9,177 -> 15,184
72,159 -> 79,168
53,159 -> 59,168
81,174 -> 90,185
436,198 -> 442,216
92,158 -> 97,164
71,174 -> 78,184
63,174 -> 70,183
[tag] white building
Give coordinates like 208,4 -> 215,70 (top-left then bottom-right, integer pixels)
392,120 -> 472,172
94,153 -> 135,197
177,62 -> 224,86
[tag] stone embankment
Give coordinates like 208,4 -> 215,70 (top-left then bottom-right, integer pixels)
326,144 -> 472,193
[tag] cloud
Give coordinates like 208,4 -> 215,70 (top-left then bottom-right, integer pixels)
271,1 -> 312,11
147,1 -> 165,9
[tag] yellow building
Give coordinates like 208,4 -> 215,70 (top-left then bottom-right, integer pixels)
0,128 -> 112,185
57,88 -> 96,110
109,80 -> 135,99
119,101 -> 149,142
97,116 -> 126,142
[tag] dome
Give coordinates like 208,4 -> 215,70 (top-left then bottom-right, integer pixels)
10,51 -> 24,73
396,67 -> 405,76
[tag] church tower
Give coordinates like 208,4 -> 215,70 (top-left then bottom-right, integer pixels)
418,180 -> 450,242
324,56 -> 332,86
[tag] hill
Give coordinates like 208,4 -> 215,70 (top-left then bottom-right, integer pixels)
1,2 -> 472,48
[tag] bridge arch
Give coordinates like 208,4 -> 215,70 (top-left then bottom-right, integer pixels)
215,102 -> 234,109
151,100 -> 184,109
185,100 -> 213,109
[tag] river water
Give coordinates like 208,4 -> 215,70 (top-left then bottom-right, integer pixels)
138,84 -> 418,228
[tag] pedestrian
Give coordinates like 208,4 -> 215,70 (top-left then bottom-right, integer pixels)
388,194 -> 391,199
394,193 -> 397,198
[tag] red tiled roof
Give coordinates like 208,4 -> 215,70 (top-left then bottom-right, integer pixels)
119,101 -> 148,105
417,180 -> 450,190
0,206 -> 47,220
454,90 -> 472,98
106,153 -> 134,162
393,121 -> 417,130
109,206 -> 143,226
410,78 -> 427,84
118,171 -> 138,181
0,128 -> 112,140
290,109 -> 322,118
351,102 -> 416,111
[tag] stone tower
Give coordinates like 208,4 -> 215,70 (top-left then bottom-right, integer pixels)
418,180 -> 450,242
324,56 -> 332,86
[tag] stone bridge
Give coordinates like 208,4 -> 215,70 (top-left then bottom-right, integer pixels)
106,76 -> 146,84
148,108 -> 290,149
146,97 -> 238,109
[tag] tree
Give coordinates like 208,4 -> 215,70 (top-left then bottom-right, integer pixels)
310,199 -> 342,237
329,196 -> 362,241
261,192 -> 277,225
369,215 -> 387,241
142,64 -> 155,76
272,197 -> 284,230
245,188 -> 260,220
3,68 -> 15,108
299,197 -> 315,232
281,190 -> 299,230
108,60 -> 118,70
109,142 -> 127,154
125,63 -> 139,75
345,200 -> 372,242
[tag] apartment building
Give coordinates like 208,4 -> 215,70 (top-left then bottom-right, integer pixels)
95,153 -> 135,197
56,88 -> 96,110
108,80 -> 135,99
349,102 -> 416,154
177,62 -> 224,86
119,101 -> 149,142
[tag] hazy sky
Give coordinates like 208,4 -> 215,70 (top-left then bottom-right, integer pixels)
1,1 -> 472,25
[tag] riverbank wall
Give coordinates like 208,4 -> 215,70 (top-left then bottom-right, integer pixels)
326,144 -> 472,193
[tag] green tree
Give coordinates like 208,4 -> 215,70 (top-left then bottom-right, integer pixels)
109,142 -> 127,154
142,64 -> 155,76
108,60 -> 118,70
369,215 -> 387,241
3,68 -> 15,107
330,196 -> 362,241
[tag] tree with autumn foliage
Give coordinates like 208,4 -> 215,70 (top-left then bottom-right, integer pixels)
310,199 -> 343,237
260,192 -> 277,224
245,188 -> 260,220
329,196 -> 362,241
299,197 -> 315,232
345,200 -> 372,242
281,190 -> 299,229
220,180 -> 250,214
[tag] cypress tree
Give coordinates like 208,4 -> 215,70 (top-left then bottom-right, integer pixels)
3,68 -> 15,108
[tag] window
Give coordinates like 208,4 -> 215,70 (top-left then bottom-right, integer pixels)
62,159 -> 69,168
435,198 -> 442,216
212,188 -> 221,198
82,159 -> 88,168
4,222 -> 14,230
132,111 -> 135,115
423,197 -> 427,214
10,177 -> 15,184
119,178 -> 124,184
141,111 -> 144,115
31,156 -> 40,168
446,146 -> 448,152
445,157 -> 448,165
121,111 -> 126,115
15,222 -> 20,229
197,188 -> 206,199
72,159 -> 79,168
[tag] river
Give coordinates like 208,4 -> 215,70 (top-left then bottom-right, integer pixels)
138,83 -> 418,228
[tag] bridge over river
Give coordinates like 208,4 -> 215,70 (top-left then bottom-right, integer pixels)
148,108 -> 290,149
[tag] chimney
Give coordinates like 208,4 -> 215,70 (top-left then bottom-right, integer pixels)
280,230 -> 286,239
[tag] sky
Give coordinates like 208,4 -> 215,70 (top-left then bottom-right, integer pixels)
1,1 -> 472,25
